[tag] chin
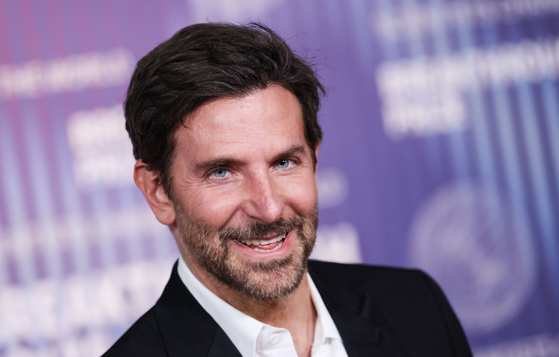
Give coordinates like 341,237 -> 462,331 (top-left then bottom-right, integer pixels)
175,203 -> 318,301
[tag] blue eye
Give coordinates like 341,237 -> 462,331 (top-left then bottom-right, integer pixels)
213,169 -> 228,178
277,160 -> 291,169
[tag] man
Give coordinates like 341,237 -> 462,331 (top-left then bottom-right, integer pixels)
103,23 -> 472,357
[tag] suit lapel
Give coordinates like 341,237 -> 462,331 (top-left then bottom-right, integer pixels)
309,261 -> 407,357
154,262 -> 242,357
154,261 -> 408,357
206,327 -> 243,357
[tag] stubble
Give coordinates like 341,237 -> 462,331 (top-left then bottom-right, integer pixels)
174,202 -> 318,302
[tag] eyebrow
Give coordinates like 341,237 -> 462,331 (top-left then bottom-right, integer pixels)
193,145 -> 307,174
194,158 -> 239,174
272,145 -> 307,163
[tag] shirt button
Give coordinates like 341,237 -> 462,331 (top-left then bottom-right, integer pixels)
270,334 -> 281,345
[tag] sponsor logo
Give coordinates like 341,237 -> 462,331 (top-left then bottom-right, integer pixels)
408,181 -> 536,333
312,222 -> 362,264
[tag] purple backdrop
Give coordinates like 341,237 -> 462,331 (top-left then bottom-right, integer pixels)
1,0 -> 558,356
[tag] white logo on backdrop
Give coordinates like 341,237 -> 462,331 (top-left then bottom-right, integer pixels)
0,48 -> 134,100
474,333 -> 559,357
311,222 -> 362,264
408,181 -> 536,333
314,167 -> 360,263
191,0 -> 285,22
373,0 -> 559,41
376,38 -> 559,139
317,167 -> 349,209
66,105 -> 135,188
0,259 -> 173,356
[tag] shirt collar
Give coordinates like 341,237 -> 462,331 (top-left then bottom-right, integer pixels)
177,257 -> 343,356
307,270 -> 343,344
177,257 -> 262,357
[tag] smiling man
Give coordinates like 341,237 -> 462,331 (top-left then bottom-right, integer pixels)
169,86 -> 319,305
103,23 -> 472,357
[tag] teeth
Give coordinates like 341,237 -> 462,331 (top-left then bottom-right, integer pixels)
236,233 -> 286,247
254,240 -> 284,252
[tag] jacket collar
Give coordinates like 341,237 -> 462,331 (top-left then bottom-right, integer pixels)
308,261 -> 407,357
154,260 -> 406,357
154,261 -> 242,357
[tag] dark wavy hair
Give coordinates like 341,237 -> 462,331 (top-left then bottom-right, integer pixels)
125,22 -> 325,195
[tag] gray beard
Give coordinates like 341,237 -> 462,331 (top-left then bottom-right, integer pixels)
174,203 -> 318,302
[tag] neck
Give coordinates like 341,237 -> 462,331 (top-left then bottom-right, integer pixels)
225,274 -> 318,357
230,274 -> 315,325
184,256 -> 317,357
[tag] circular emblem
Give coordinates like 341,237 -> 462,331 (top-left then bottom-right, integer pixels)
408,181 -> 536,334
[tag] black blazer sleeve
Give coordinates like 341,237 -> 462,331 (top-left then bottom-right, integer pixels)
417,269 -> 472,356
308,260 -> 473,357
104,261 -> 472,357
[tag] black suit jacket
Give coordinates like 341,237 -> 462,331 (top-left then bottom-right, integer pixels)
103,260 -> 472,356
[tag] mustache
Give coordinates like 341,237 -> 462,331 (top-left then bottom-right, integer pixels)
219,216 -> 306,242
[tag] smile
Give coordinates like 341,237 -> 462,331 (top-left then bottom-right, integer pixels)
234,233 -> 287,252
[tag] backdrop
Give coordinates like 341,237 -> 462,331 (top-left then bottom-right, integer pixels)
1,0 -> 558,356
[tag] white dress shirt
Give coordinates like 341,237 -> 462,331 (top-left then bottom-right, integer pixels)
177,257 -> 348,357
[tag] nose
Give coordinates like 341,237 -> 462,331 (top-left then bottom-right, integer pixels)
242,172 -> 283,224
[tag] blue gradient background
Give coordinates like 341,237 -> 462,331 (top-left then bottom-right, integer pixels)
0,0 -> 558,356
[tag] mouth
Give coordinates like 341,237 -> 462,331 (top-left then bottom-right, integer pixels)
234,232 -> 288,252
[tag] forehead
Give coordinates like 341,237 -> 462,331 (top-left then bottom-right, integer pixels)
174,86 -> 307,160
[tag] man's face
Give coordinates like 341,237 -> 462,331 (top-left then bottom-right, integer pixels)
169,85 -> 319,301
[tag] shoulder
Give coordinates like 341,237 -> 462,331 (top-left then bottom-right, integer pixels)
308,259 -> 434,294
101,261 -> 224,357
308,259 -> 452,318
308,260 -> 472,356
102,307 -> 168,357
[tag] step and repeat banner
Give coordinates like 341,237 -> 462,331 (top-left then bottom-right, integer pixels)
1,0 -> 558,356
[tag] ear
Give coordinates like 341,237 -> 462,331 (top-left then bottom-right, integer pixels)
313,142 -> 321,177
134,160 -> 176,226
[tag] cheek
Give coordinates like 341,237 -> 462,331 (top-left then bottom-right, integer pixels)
184,186 -> 243,228
283,176 -> 318,214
